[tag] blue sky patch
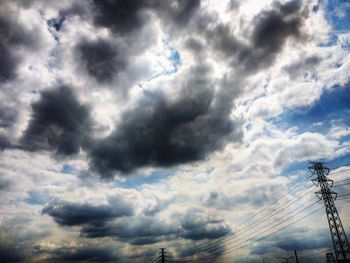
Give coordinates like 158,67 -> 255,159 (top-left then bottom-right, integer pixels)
272,83 -> 350,134
25,190 -> 48,205
324,0 -> 350,32
169,49 -> 181,72
119,170 -> 174,189
47,14 -> 66,32
282,152 -> 350,179
60,164 -> 79,175
318,0 -> 350,47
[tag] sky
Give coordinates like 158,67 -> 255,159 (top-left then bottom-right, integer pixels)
0,0 -> 350,262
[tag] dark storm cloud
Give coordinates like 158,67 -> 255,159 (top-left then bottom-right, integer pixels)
57,248 -> 118,262
0,135 -> 11,150
44,199 -> 232,245
75,39 -> 126,83
34,245 -> 120,262
241,0 -> 304,71
92,0 -> 148,34
42,198 -> 133,226
0,44 -> 19,83
91,0 -> 200,34
0,245 -> 25,262
204,0 -> 306,73
89,68 -> 241,176
80,216 -> 176,242
21,86 -> 91,155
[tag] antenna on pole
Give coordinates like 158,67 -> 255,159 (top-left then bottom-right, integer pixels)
308,161 -> 350,261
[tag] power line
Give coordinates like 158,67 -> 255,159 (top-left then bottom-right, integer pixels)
199,191 -> 318,256
174,198 -> 322,262
169,164 -> 350,262
181,174 -> 315,255
333,182 -> 350,188
182,182 -> 315,258
181,168 -> 350,257
301,248 -> 333,257
191,203 -> 323,261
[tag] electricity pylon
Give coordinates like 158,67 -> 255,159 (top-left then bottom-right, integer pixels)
309,162 -> 350,262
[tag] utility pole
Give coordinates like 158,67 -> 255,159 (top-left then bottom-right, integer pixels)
308,162 -> 350,262
159,248 -> 166,263
327,252 -> 336,263
294,250 -> 300,263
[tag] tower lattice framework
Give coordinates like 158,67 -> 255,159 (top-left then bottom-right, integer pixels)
309,162 -> 350,261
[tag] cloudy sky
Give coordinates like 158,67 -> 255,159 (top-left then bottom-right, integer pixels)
0,0 -> 350,262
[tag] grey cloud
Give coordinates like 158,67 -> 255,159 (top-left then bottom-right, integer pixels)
0,5 -> 38,83
0,104 -> 18,151
42,197 -> 134,226
75,38 -> 126,83
0,177 -> 11,191
89,67 -> 242,176
0,106 -> 17,129
275,236 -> 332,251
283,55 -> 321,78
179,209 -> 230,241
20,86 -> 91,155
203,182 -> 282,211
156,0 -> 201,26
227,0 -> 240,10
144,197 -> 175,216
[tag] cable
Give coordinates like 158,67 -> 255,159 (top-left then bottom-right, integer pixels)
186,167 -> 345,256
183,184 -> 316,257
171,166 -> 348,261
334,178 -> 350,184
182,174 -> 315,255
176,197 -> 321,261
333,182 -> 350,188
329,167 -> 350,176
207,197 -> 321,257
301,248 -> 333,257
176,203 -> 323,262
205,203 -> 323,260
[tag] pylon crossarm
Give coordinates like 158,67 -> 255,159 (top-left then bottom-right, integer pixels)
312,178 -> 320,186
315,191 -> 323,200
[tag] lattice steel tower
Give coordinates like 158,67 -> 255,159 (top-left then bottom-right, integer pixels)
309,162 -> 350,262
